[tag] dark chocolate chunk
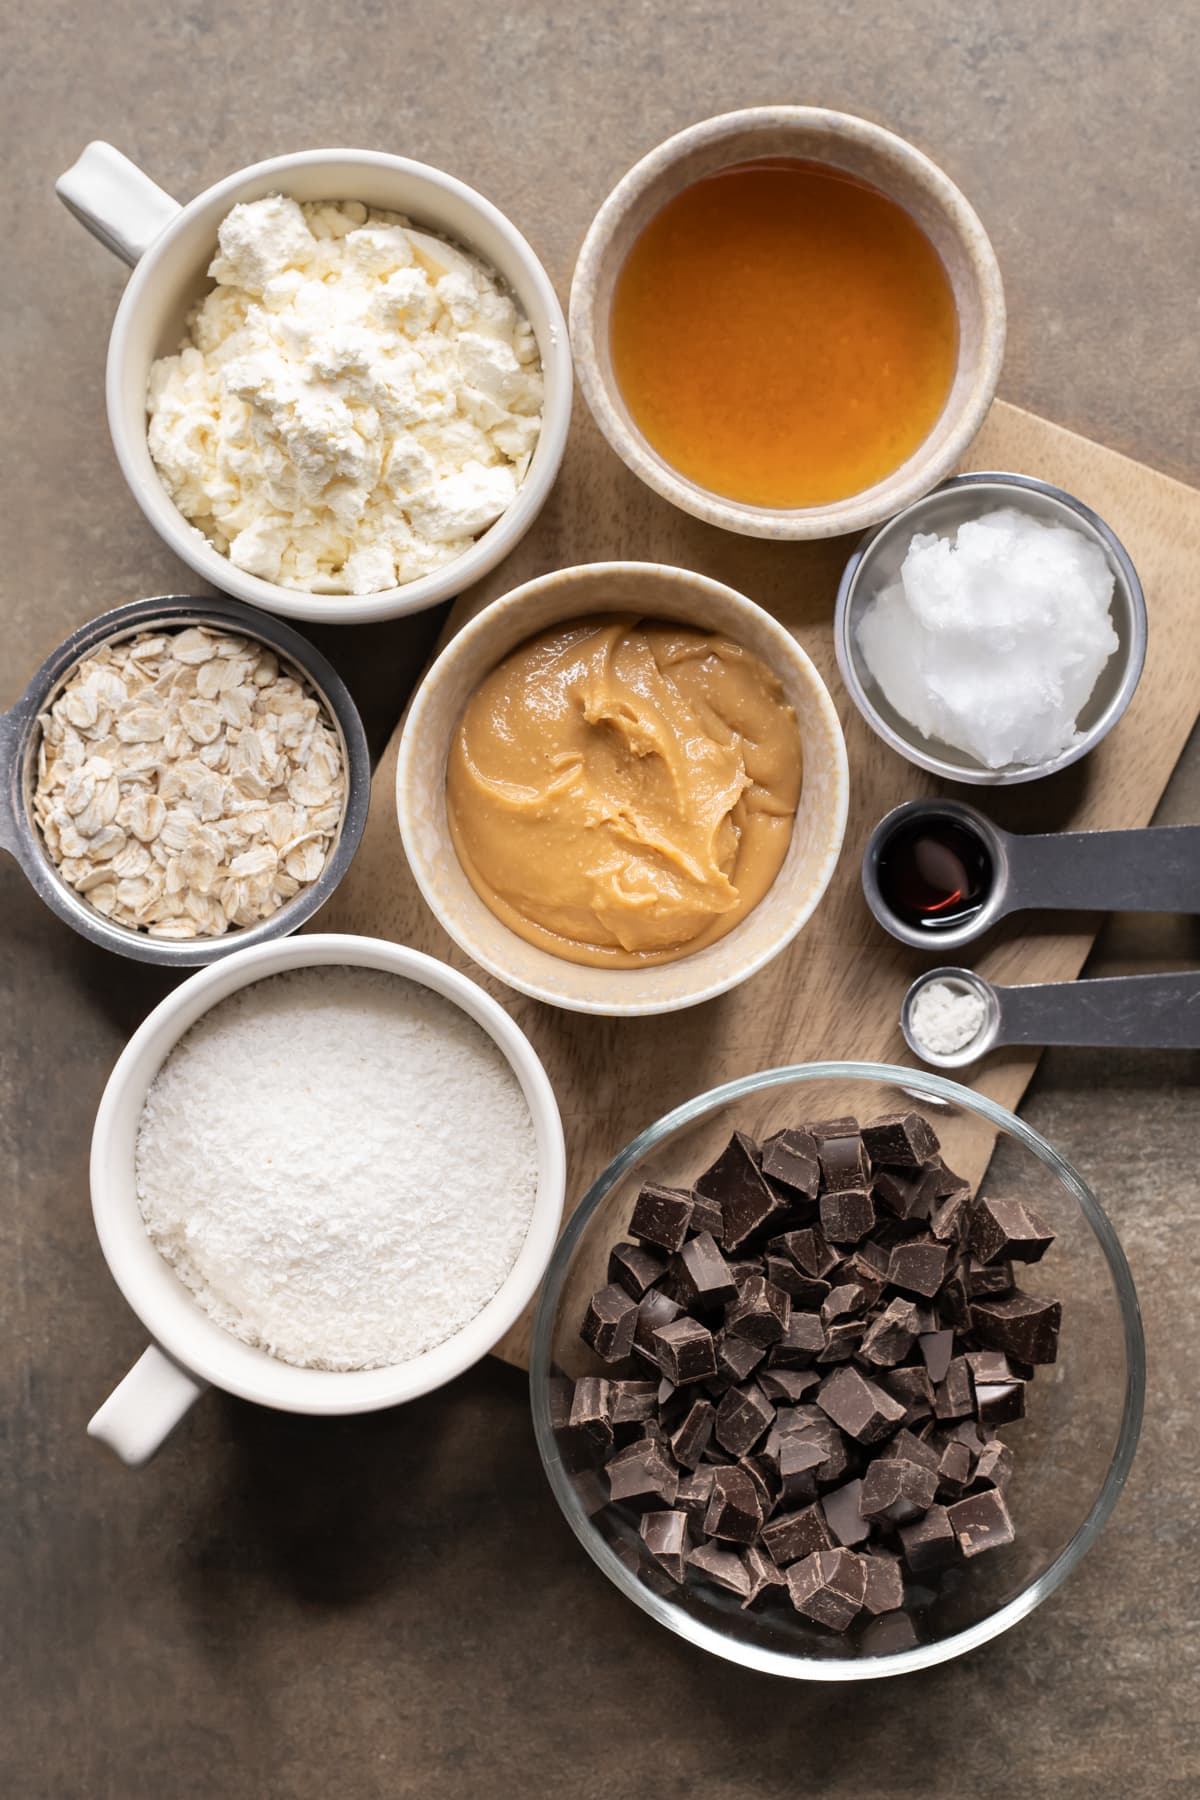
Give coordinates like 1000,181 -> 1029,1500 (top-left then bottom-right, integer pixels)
606,1438 -> 679,1505
937,1268 -> 970,1329
726,1275 -> 791,1345
859,1455 -> 938,1525
971,1439 -> 1014,1492
656,1377 -> 677,1411
844,1248 -> 887,1306
760,1501 -> 833,1565
676,1466 -> 716,1521
976,1382 -> 1026,1425
818,1129 -> 872,1194
548,1374 -> 574,1431
693,1131 -> 782,1250
758,1367 -> 822,1405
860,1550 -> 905,1616
761,1128 -> 820,1199
936,1439 -> 973,1493
704,1466 -> 763,1544
861,1609 -> 919,1654
673,1230 -> 738,1310
965,1256 -> 1014,1297
713,1328 -> 767,1386
969,1292 -> 1062,1363
933,1355 -> 974,1421
862,1111 -> 939,1168
651,1317 -> 717,1386
948,1487 -> 1015,1557
609,1379 -> 658,1426
769,1311 -> 827,1367
816,1320 -> 866,1363
881,1364 -> 935,1424
763,1256 -> 831,1307
918,1329 -> 955,1385
809,1115 -> 861,1141
820,1187 -> 875,1244
632,1288 -> 682,1366
688,1191 -> 725,1240
873,1167 -> 928,1222
575,1468 -> 610,1517
568,1377 -> 614,1454
739,1453 -> 781,1515
714,1381 -> 774,1457
786,1546 -> 866,1631
818,1365 -> 906,1444
741,1543 -> 789,1610
881,1426 -> 941,1472
929,1179 -> 974,1242
778,1435 -> 824,1504
581,1282 -> 639,1362
608,1240 -> 667,1299
773,1227 -> 839,1279
821,1478 -> 871,1546
820,1282 -> 866,1325
886,1236 -> 951,1298
629,1183 -> 694,1253
687,1541 -> 752,1597
670,1398 -> 716,1469
964,1350 -> 1020,1385
898,1504 -> 959,1573
969,1196 -> 1056,1267
857,1296 -> 921,1366
639,1509 -> 689,1583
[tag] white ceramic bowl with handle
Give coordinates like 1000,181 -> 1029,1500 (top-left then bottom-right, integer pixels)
56,142 -> 573,625
87,933 -> 566,1465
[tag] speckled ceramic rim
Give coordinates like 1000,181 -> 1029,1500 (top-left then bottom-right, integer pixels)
529,1061 -> 1145,1680
91,934 -> 566,1413
395,561 -> 850,1016
0,594 -> 371,966
834,471 -> 1149,785
94,148 -> 573,625
570,108 -> 1006,540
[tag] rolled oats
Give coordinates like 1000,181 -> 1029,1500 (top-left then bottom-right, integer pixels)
33,626 -> 345,937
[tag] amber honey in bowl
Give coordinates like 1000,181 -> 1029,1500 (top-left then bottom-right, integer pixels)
609,160 -> 958,509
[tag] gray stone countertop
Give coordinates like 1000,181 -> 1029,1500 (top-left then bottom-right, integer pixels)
1,3 -> 1195,1794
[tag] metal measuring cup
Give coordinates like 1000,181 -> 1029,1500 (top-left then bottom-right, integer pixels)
0,595 -> 371,966
863,797 -> 1200,953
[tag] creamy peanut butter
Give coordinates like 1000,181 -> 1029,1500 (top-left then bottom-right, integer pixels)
446,614 -> 802,967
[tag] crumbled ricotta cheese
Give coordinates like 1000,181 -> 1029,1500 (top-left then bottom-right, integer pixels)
146,196 -> 544,595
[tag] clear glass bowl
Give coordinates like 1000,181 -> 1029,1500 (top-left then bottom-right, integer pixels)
529,1063 -> 1144,1679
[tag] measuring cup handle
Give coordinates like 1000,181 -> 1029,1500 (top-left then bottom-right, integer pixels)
88,1345 -> 208,1466
55,142 -> 182,267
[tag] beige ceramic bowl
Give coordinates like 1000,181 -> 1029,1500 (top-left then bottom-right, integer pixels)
570,108 -> 1006,541
396,562 -> 849,1016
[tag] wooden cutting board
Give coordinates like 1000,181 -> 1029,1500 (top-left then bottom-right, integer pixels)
319,398 -> 1200,1368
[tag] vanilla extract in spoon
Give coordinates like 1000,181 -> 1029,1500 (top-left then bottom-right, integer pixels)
876,816 -> 994,932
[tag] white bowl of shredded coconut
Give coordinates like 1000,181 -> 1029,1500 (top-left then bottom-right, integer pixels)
57,144 -> 573,624
86,934 -> 565,1464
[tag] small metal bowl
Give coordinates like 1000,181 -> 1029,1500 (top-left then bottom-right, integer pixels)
0,595 -> 370,966
834,471 -> 1148,786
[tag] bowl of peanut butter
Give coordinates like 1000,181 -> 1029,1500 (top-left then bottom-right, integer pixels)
397,562 -> 849,1016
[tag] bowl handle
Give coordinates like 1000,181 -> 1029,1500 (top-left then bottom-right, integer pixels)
55,142 -> 182,267
88,1344 -> 208,1465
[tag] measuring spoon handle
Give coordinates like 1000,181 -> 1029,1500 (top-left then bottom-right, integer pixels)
1009,824 -> 1200,914
999,970 -> 1200,1049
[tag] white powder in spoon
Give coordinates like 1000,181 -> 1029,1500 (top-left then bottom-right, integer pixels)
908,979 -> 988,1058
135,965 -> 538,1371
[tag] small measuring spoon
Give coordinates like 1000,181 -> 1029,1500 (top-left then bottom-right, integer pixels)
901,965 -> 1200,1069
863,798 -> 1200,952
